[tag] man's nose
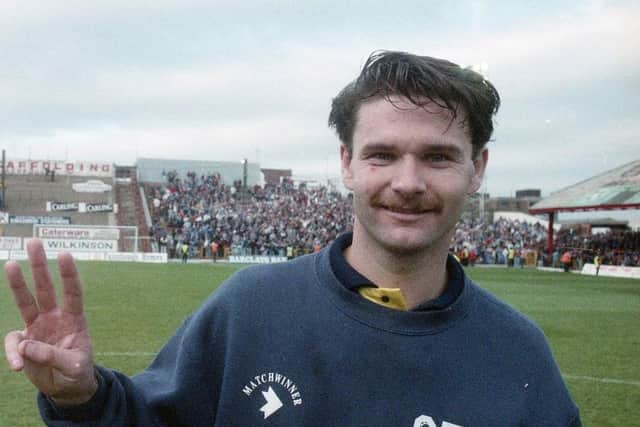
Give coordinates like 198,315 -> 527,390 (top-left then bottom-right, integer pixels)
390,157 -> 426,196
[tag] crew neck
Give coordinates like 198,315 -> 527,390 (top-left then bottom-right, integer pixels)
314,236 -> 475,335
329,232 -> 464,311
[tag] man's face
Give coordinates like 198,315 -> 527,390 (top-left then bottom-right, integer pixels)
341,96 -> 487,256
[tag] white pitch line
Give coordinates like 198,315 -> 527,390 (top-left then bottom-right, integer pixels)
564,374 -> 640,387
96,352 -> 157,357
88,357 -> 639,387
0,351 -> 157,358
2,349 -> 639,386
86,360 -> 640,387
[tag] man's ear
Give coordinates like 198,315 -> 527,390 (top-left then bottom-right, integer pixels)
468,148 -> 488,194
340,144 -> 354,190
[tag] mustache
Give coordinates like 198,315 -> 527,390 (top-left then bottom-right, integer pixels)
369,195 -> 443,213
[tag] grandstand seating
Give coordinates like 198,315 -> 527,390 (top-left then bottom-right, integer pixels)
140,170 -> 639,267
7,168 -> 633,265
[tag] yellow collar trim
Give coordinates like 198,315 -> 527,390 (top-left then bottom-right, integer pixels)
358,287 -> 408,311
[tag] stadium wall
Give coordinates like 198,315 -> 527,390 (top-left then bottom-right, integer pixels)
136,158 -> 263,186
581,263 -> 640,280
1,170 -> 117,239
0,249 -> 167,263
1,159 -> 112,177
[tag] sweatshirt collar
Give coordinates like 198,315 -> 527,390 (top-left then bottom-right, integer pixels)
329,232 -> 464,311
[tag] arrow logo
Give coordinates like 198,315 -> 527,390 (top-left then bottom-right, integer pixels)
259,386 -> 283,419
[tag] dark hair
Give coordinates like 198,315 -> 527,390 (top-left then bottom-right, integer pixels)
328,50 -> 500,158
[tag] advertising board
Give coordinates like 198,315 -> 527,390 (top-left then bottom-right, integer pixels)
0,237 -> 22,250
10,216 -> 71,225
2,159 -> 112,177
37,226 -> 121,240
228,255 -> 287,264
39,239 -> 118,252
581,263 -> 640,279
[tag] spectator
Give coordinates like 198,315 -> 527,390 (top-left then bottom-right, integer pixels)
181,242 -> 189,263
560,249 -> 572,272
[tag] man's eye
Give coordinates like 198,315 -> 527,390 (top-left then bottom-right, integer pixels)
426,154 -> 447,162
371,153 -> 393,161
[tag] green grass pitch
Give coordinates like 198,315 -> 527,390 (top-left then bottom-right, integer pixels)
1,261 -> 638,426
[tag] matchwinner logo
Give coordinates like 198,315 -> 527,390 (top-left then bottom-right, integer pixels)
241,372 -> 303,419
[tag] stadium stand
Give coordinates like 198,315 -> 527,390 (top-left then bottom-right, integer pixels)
530,159 -> 640,258
4,158 -> 635,268
145,171 -> 353,260
1,174 -> 114,240
556,228 -> 640,268
140,169 -> 639,268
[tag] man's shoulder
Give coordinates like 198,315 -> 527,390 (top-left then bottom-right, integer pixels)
231,252 -> 318,282
464,279 -> 571,394
214,252 -> 320,300
188,252 -> 323,329
466,279 -> 548,347
466,280 -> 580,425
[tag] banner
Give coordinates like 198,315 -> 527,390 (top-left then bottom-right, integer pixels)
40,239 -> 118,252
105,252 -> 167,263
45,202 -> 118,213
47,201 -> 79,212
0,237 -> 22,250
9,215 -> 71,225
0,250 -> 167,263
229,255 -> 287,264
2,159 -> 112,177
581,263 -> 640,280
0,250 -> 28,260
78,203 -> 117,213
37,226 -> 121,240
72,180 -> 113,193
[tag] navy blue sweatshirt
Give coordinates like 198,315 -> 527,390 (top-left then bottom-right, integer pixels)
39,239 -> 581,426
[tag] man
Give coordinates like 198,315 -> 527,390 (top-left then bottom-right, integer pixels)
4,51 -> 581,426
561,249 -> 572,273
552,248 -> 560,268
181,241 -> 189,263
460,245 -> 470,267
594,251 -> 602,276
210,240 -> 219,262
507,245 -> 516,267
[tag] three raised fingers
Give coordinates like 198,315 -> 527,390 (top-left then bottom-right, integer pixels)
6,239 -> 85,319
27,239 -> 58,312
57,252 -> 84,315
5,239 -> 60,322
5,261 -> 39,325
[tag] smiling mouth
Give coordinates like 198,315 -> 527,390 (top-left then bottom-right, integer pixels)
381,205 -> 430,215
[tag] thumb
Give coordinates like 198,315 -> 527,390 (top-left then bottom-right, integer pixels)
4,330 -> 26,371
19,340 -> 92,375
19,340 -> 97,404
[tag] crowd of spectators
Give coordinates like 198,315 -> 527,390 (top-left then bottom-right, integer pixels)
148,171 -> 352,260
555,228 -> 640,268
450,218 -> 548,267
147,171 -> 639,268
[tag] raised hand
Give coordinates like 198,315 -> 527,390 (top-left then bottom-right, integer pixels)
4,239 -> 97,405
